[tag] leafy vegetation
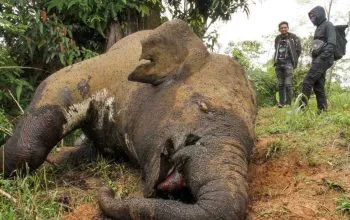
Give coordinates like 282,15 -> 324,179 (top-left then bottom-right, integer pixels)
337,196 -> 350,213
164,0 -> 250,49
228,40 -> 278,106
0,0 -> 251,121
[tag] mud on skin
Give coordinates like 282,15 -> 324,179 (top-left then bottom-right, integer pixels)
0,20 -> 257,219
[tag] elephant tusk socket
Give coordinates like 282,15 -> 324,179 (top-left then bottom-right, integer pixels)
156,169 -> 185,192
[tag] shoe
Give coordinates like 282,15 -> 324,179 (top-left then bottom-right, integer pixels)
317,109 -> 327,115
277,103 -> 283,108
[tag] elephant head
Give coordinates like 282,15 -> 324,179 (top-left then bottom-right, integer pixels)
128,20 -> 209,86
98,20 -> 257,219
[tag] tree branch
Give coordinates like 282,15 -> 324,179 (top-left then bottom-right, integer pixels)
0,189 -> 17,204
7,89 -> 24,115
0,66 -> 50,73
0,126 -> 12,136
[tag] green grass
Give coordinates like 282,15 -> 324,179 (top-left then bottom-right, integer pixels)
0,155 -> 141,219
0,166 -> 64,220
256,89 -> 350,165
337,196 -> 350,213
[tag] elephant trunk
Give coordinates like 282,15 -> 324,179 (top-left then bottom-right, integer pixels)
0,106 -> 65,177
98,138 -> 250,219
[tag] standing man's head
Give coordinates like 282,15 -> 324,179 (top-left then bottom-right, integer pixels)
278,21 -> 289,35
309,6 -> 326,26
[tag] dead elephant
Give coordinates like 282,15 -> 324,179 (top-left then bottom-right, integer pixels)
0,20 -> 257,219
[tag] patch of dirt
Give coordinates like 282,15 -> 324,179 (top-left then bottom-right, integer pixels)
46,147 -> 142,219
249,136 -> 350,219
58,168 -> 143,219
63,204 -> 102,220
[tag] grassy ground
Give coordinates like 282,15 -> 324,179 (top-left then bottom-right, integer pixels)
1,89 -> 350,219
250,90 -> 350,219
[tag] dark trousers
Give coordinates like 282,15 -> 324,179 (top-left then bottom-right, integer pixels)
276,64 -> 294,105
301,59 -> 333,110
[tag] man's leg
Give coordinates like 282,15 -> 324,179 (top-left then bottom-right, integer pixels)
313,60 -> 333,111
301,62 -> 325,108
276,66 -> 286,106
313,74 -> 327,111
285,65 -> 294,105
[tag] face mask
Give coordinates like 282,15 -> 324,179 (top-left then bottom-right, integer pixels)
309,14 -> 317,25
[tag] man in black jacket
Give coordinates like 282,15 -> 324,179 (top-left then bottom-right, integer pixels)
300,6 -> 336,111
274,21 -> 301,107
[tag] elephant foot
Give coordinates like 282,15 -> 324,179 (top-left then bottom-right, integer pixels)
46,135 -> 98,167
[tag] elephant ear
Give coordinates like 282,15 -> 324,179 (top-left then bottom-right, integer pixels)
128,20 -> 209,86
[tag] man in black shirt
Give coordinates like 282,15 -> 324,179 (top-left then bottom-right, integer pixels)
300,6 -> 336,112
274,21 -> 301,107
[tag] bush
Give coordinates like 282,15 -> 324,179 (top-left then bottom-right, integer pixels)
0,46 -> 33,114
249,68 -> 277,107
0,109 -> 12,145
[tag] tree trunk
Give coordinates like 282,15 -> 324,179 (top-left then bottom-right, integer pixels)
105,4 -> 161,51
106,21 -> 124,51
326,0 -> 333,21
325,0 -> 334,90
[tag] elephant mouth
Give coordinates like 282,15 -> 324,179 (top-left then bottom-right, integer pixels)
128,57 -> 166,86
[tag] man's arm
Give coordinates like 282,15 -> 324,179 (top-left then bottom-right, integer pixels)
295,36 -> 302,58
274,35 -> 279,50
320,22 -> 336,60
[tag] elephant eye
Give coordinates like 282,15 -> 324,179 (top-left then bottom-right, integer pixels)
164,139 -> 175,156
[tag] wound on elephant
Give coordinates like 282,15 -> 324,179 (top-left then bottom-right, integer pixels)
77,75 -> 91,98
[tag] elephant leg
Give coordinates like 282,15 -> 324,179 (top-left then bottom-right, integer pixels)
98,138 -> 250,220
0,82 -> 117,177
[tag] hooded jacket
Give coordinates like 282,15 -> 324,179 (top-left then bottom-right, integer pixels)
309,6 -> 336,62
274,32 -> 301,69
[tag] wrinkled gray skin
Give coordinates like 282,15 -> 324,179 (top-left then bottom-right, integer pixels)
0,20 -> 257,219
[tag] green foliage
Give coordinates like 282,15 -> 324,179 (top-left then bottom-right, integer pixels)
0,47 -> 32,145
0,0 -> 251,81
337,196 -> 350,213
0,109 -> 13,145
292,65 -> 309,95
0,167 -> 64,219
0,47 -> 33,112
1,1 -> 99,68
249,67 -> 277,106
204,29 -> 219,51
165,0 -> 250,38
0,0 -> 163,82
228,40 -> 276,106
229,40 -> 264,70
46,0 -> 157,37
